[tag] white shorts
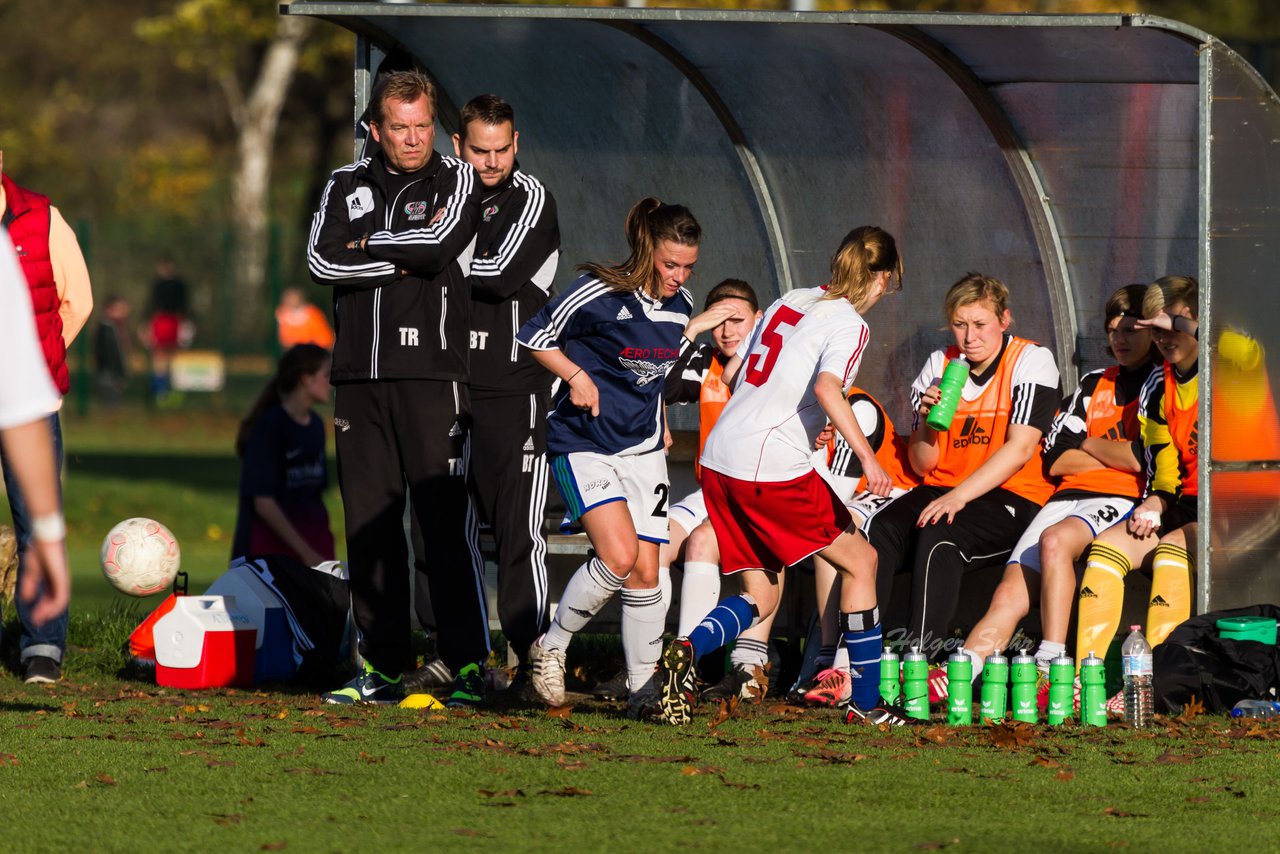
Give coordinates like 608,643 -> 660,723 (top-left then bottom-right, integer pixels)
669,489 -> 707,536
550,450 -> 670,544
1008,494 -> 1136,572
846,486 -> 911,531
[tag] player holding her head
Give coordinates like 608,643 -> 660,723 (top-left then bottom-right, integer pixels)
519,198 -> 738,718
869,273 -> 1061,665
232,344 -> 335,569
659,225 -> 904,726
935,285 -> 1157,699
1076,276 -> 1201,701
659,279 -> 769,699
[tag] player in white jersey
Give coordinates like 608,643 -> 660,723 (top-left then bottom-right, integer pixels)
659,225 -> 912,726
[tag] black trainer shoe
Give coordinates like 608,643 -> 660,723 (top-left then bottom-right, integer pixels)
506,665 -> 539,704
23,656 -> 61,685
844,697 -> 917,727
591,668 -> 628,701
659,638 -> 697,726
402,656 -> 452,693
701,666 -> 764,703
627,678 -> 661,721
446,662 -> 487,708
322,663 -> 405,705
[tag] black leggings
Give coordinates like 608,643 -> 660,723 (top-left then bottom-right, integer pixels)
869,485 -> 1042,660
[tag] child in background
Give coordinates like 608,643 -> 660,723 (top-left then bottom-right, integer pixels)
232,344 -> 335,568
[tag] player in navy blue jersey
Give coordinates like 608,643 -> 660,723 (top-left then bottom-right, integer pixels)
518,197 -> 741,719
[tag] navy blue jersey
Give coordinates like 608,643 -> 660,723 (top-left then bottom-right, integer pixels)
518,273 -> 692,456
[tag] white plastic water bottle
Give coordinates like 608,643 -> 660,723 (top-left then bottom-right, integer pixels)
1121,625 -> 1154,727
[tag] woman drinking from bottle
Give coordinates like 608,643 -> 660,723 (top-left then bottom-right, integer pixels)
869,273 -> 1061,664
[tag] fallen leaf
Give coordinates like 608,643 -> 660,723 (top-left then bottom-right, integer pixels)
709,698 -> 737,729
478,789 -> 525,798
918,725 -> 953,746
1177,696 -> 1205,722
538,787 -> 592,797
546,705 -> 574,719
681,765 -> 725,776
1103,807 -> 1146,818
212,814 -> 245,827
0,754 -> 18,767
261,843 -> 287,851
1154,750 -> 1199,764
358,752 -> 385,764
1055,769 -> 1075,781
1030,755 -> 1061,768
717,774 -> 760,790
95,774 -> 117,786
986,721 -> 1037,749
1187,795 -> 1211,803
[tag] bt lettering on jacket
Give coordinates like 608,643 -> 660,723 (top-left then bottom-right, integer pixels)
470,330 -> 489,350
399,327 -> 419,346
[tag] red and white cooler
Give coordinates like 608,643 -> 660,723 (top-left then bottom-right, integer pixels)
153,595 -> 257,689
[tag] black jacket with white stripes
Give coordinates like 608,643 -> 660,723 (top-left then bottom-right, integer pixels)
468,165 -> 560,396
307,149 -> 481,384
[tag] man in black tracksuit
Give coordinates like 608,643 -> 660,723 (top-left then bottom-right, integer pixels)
450,95 -> 560,687
307,70 -> 488,706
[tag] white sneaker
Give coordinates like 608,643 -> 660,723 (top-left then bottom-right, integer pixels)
529,635 -> 567,706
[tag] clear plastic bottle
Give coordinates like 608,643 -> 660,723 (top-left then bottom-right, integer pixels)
1121,625 -> 1154,727
1230,699 -> 1280,719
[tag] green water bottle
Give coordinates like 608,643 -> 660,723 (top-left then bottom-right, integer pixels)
1010,651 -> 1037,723
1048,653 -> 1074,725
879,647 -> 901,704
946,648 -> 973,725
1080,651 -> 1108,727
925,357 -> 970,431
980,650 -> 1008,723
902,648 -> 929,721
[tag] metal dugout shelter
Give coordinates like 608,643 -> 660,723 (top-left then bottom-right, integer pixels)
287,3 -> 1280,614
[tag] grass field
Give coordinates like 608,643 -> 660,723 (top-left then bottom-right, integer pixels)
2,385 -> 1277,851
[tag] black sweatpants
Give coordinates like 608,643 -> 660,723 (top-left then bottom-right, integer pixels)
869,485 -> 1042,661
334,379 -> 488,676
411,392 -> 551,664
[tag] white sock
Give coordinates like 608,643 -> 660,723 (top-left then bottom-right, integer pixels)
730,638 -> 769,671
967,649 -> 985,682
677,561 -> 722,637
544,557 -> 626,652
621,586 -> 666,692
1034,640 -> 1065,674
832,645 -> 850,671
657,565 -> 672,616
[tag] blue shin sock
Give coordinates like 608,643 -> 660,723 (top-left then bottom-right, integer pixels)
842,608 -> 883,710
686,595 -> 759,659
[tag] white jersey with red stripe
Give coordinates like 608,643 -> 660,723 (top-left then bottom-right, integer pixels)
701,286 -> 870,483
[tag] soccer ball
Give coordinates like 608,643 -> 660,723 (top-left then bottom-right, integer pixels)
100,518 -> 181,597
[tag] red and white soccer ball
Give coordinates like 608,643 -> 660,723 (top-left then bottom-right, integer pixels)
100,518 -> 181,597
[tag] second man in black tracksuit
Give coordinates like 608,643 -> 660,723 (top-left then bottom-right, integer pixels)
451,95 -> 560,690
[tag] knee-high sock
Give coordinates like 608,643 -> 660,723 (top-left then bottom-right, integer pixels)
543,557 -> 626,652
1074,542 -> 1131,665
1148,543 -> 1193,646
729,637 -> 770,671
657,564 -> 672,616
687,594 -> 759,659
843,608 -> 882,710
621,586 -> 666,692
677,561 -> 722,637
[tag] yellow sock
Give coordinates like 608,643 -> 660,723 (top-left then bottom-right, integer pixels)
1075,542 -> 1131,665
1148,543 -> 1194,645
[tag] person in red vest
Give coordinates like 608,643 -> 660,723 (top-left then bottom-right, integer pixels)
0,150 -> 93,683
